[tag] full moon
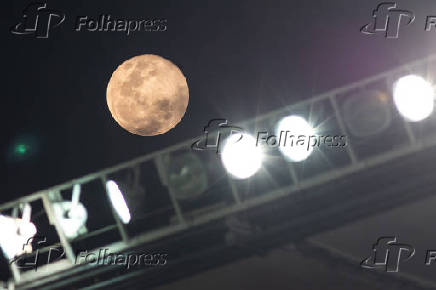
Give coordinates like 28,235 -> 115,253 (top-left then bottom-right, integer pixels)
106,54 -> 189,136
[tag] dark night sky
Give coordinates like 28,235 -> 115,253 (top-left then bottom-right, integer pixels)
4,1 -> 436,289
3,0 -> 436,202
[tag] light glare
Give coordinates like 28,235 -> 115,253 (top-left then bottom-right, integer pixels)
393,75 -> 434,122
0,215 -> 37,259
106,180 -> 131,224
276,115 -> 315,162
52,201 -> 88,239
221,133 -> 263,179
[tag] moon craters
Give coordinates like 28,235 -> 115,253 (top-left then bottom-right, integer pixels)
106,54 -> 189,136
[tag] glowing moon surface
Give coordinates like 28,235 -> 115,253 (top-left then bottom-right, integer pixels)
106,54 -> 189,136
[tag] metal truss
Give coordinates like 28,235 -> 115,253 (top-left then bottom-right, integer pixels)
2,54 -> 436,289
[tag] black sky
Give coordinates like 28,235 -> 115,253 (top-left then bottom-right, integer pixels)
3,0 -> 436,202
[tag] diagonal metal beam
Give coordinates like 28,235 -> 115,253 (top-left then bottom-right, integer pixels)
295,239 -> 436,290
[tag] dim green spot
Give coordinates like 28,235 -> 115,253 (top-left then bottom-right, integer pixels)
15,144 -> 28,155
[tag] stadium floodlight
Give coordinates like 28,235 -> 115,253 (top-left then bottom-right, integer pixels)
393,75 -> 435,122
167,153 -> 208,200
0,203 -> 37,260
105,180 -> 131,224
342,90 -> 392,138
52,184 -> 88,240
221,133 -> 263,179
276,115 -> 315,162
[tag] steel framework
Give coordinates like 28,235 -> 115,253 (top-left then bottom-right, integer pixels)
2,54 -> 436,289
